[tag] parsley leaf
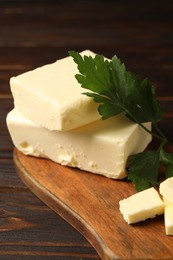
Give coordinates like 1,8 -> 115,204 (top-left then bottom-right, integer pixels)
129,147 -> 173,191
160,148 -> 173,178
69,50 -> 173,191
111,56 -> 163,124
69,51 -> 163,124
128,151 -> 160,191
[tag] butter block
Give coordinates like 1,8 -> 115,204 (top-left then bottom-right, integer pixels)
7,109 -> 152,179
10,50 -> 100,131
163,199 -> 173,235
119,187 -> 164,224
160,177 -> 173,205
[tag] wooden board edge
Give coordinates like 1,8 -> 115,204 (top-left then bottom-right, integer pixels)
13,148 -> 118,260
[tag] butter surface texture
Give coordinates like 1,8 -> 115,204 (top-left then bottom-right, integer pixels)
10,50 -> 100,131
160,178 -> 173,235
160,177 -> 173,204
119,187 -> 164,224
7,109 -> 151,179
163,199 -> 173,235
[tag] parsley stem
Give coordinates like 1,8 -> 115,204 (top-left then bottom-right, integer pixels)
152,123 -> 167,141
138,122 -> 164,141
139,123 -> 160,139
124,109 -> 165,142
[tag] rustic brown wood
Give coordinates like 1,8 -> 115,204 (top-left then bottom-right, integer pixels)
14,148 -> 173,260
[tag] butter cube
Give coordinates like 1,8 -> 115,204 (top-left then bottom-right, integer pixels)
164,200 -> 173,236
160,178 -> 173,235
160,177 -> 173,205
10,50 -> 100,131
119,187 -> 164,224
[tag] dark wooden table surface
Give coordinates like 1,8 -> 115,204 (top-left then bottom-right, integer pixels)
0,0 -> 173,259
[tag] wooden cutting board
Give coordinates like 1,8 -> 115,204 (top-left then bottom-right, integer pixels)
13,148 -> 173,260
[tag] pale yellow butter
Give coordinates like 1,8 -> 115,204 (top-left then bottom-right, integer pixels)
119,187 -> 164,224
160,177 -> 173,205
10,50 -> 100,131
163,199 -> 173,236
160,178 -> 173,235
7,109 -> 152,179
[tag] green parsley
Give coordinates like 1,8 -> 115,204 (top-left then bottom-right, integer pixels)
69,50 -> 173,191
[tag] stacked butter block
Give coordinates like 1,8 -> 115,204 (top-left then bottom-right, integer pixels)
7,50 -> 152,179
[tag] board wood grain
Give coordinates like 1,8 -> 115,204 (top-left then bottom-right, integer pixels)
13,148 -> 173,260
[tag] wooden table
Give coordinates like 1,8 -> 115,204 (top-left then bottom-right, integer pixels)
1,1 -> 173,259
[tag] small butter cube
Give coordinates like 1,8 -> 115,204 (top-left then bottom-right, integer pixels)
119,187 -> 164,224
163,199 -> 173,236
10,50 -> 100,131
160,177 -> 173,205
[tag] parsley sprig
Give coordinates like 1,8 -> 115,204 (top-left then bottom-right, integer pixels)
69,51 -> 173,191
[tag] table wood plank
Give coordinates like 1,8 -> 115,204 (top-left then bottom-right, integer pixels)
0,188 -> 99,259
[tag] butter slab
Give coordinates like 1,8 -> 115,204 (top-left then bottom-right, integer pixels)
7,109 -> 152,179
10,50 -> 100,131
